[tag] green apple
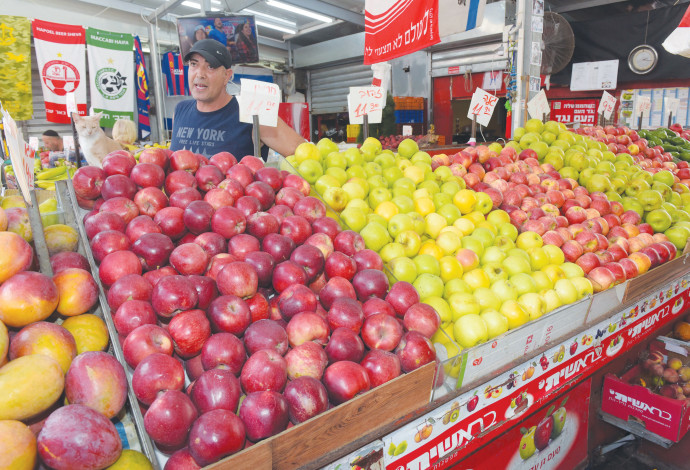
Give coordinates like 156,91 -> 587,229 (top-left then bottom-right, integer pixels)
586,174 -> 611,193
325,167 -> 348,185
324,151 -> 347,169
494,235 -> 516,252
395,230 -> 422,257
368,187 -> 392,209
490,279 -> 519,303
437,203 -> 462,225
391,195 -> 414,214
434,166 -> 454,182
317,138 -> 339,159
480,310 -> 509,339
360,143 -> 378,162
453,314 -> 488,349
439,256 -> 463,283
473,227 -> 495,249
507,248 -> 530,262
543,245 -> 565,265
360,221 -> 392,252
544,152 -> 564,170
433,192 -> 453,210
559,166 -> 579,180
664,225 -> 690,250
298,159 -> 323,184
500,300 -> 530,329
621,197 -> 644,217
502,255 -> 532,276
448,292 -> 480,320
487,210 -> 511,227
393,186 -> 412,199
531,271 -> 553,291
510,273 -> 537,296
413,273 -> 445,300
625,178 -> 650,197
393,177 -> 416,193
552,407 -> 567,438
484,262 -> 508,283
346,165 -> 366,180
571,276 -> 594,298
554,278 -> 578,305
424,213 -> 447,239
342,181 -> 367,201
418,180 -> 440,196
653,169 -> 675,187
315,175 -> 341,195
441,181 -> 462,197
423,296 -> 453,324
375,152 -> 396,169
343,147 -> 364,167
388,256 -> 417,283
364,162 -> 383,178
408,212 -> 426,235
388,213 -> 415,239
474,287 -> 501,312
367,175 -> 388,191
606,191 -> 622,202
411,151 -> 432,165
397,138 -> 419,159
322,187 -> 349,212
382,166 -> 404,187
461,236 -> 485,257
341,207 -> 367,232
380,243 -> 407,263
482,246 -> 507,265
474,192 -> 493,215
645,208 -> 673,232
516,231 -> 543,250
367,213 -> 388,229
345,198 -> 370,213
541,289 -> 563,313
444,278 -> 472,299
526,247 -> 550,271
414,254 -> 441,277
518,292 -> 545,320
561,262 -> 585,279
436,231 -> 463,256
498,223 -> 519,242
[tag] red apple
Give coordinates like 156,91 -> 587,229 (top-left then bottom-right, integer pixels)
362,298 -> 396,318
319,276 -> 357,310
240,348 -> 287,394
151,275 -> 198,318
403,303 -> 441,338
278,284 -> 318,320
360,349 -> 401,387
285,341 -> 328,381
144,390 -> 198,449
122,324 -> 174,368
90,229 -> 130,263
325,251 -> 357,281
201,332 -> 246,375
207,295 -> 251,336
327,297 -> 364,333
311,216 -> 341,241
325,327 -> 365,363
98,250 -> 142,287
286,312 -> 329,347
228,233 -> 261,261
114,300 -> 157,337
247,212 -> 280,239
243,319 -> 288,356
132,352 -> 185,405
107,273 -> 152,311
238,391 -> 289,442
188,409 -> 245,465
352,269 -> 389,301
290,244 -> 325,282
395,331 -> 436,372
283,376 -> 329,424
272,260 -> 307,293
333,230 -> 365,256
73,166 -> 106,200
244,251 -> 275,287
280,215 -> 312,245
169,308 -> 211,358
322,361 -> 370,405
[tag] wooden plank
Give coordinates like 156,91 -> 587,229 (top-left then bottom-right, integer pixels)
272,363 -> 435,470
209,439 -> 272,470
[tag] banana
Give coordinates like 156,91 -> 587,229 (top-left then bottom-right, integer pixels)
35,181 -> 56,190
36,166 -> 67,180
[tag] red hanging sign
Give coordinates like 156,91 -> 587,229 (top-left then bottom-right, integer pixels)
364,0 -> 440,65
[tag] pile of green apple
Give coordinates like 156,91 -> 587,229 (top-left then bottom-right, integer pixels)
288,137 -> 593,357
513,119 -> 690,251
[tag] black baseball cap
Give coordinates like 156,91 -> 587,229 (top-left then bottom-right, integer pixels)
184,39 -> 232,69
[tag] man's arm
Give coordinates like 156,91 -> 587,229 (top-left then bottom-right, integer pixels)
259,117 -> 307,157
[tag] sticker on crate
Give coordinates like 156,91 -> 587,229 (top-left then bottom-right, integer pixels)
323,440 -> 385,470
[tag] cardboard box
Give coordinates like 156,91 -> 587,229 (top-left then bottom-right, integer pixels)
601,365 -> 690,442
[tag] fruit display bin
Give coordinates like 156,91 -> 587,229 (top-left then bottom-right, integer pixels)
38,180 -> 160,467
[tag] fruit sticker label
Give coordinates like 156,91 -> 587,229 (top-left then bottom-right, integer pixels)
380,274 -> 690,470
459,379 -> 591,470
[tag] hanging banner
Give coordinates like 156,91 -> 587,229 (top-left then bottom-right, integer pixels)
133,36 -> 151,140
364,0 -> 440,65
31,19 -> 87,124
161,51 -> 189,96
0,16 -> 32,120
662,4 -> 690,58
86,27 -> 134,127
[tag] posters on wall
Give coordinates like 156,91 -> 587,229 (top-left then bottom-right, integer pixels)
570,60 -> 618,91
31,19 -> 87,124
86,27 -> 134,128
0,15 -> 32,121
620,87 -> 690,128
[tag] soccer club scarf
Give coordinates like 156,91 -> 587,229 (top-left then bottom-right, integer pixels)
161,51 -> 189,96
31,19 -> 87,124
133,35 -> 151,139
0,16 -> 32,120
86,27 -> 134,127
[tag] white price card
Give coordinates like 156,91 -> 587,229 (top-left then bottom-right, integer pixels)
29,136 -> 39,151
2,107 -> 34,203
237,79 -> 281,127
598,91 -> 617,120
467,88 -> 499,127
527,89 -> 550,120
348,86 -> 385,125
665,97 -> 680,116
63,136 -> 74,151
402,125 -> 413,136
65,92 -> 78,117
635,95 -> 651,116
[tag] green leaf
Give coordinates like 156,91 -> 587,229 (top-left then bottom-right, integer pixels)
546,405 -> 556,417
427,417 -> 436,424
520,427 -> 528,435
560,396 -> 569,408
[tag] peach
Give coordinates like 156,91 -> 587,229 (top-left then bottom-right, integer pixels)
65,351 -> 128,419
53,268 -> 99,316
0,232 -> 33,283
43,224 -> 79,256
0,272 -> 58,328
0,355 -> 64,420
10,322 -> 77,374
5,207 -> 32,242
0,420 -> 36,469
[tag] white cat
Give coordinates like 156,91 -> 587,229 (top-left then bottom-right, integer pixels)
72,112 -> 123,168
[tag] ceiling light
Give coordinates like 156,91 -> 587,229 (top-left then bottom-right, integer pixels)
211,0 -> 221,3
255,20 -> 296,34
181,1 -> 200,8
243,8 -> 297,26
266,0 -> 333,23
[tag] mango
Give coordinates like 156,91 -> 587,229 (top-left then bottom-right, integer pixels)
0,355 -> 65,420
43,223 -> 79,256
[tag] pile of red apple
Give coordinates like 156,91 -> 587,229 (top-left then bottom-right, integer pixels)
73,149 -> 438,466
431,145 -> 678,292
633,343 -> 690,403
379,135 -> 427,151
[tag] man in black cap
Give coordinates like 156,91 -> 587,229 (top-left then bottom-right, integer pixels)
170,38 -> 304,159
41,130 -> 64,152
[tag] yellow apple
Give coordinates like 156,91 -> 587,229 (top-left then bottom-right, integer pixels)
439,256 -> 464,283
453,189 -> 477,214
500,300 -> 530,329
541,289 -> 563,312
448,292 -> 481,320
453,314 -> 489,348
444,278 -> 473,299
463,268 -> 491,290
518,292 -> 545,320
436,231 -> 463,256
425,213 -> 448,239
543,245 -> 566,265
481,310 -> 509,339
423,296 -> 453,324
541,264 -> 567,284
554,279 -> 578,305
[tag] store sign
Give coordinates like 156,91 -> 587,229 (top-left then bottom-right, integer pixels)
364,0 -> 440,65
379,274 -> 690,470
551,99 -> 598,126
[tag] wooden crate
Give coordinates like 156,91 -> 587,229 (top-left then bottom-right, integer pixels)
209,362 -> 436,470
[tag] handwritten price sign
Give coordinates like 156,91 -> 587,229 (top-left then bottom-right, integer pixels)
597,91 -> 617,120
665,97 -> 680,117
2,107 -> 34,203
238,79 -> 281,127
527,89 -> 550,120
348,86 -> 385,125
634,95 -> 651,116
467,88 -> 498,127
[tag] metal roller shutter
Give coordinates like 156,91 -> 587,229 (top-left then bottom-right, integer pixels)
308,63 -> 374,115
430,40 -> 507,78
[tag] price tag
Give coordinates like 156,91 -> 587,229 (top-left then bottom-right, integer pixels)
28,136 -> 39,151
598,91 -> 617,120
635,95 -> 651,116
348,86 -> 385,125
63,136 -> 74,151
65,92 -> 78,117
665,97 -> 680,116
402,125 -> 413,136
527,89 -> 550,120
237,79 -> 281,127
2,108 -> 34,203
467,88 -> 499,127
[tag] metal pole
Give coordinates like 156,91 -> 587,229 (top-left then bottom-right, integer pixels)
252,115 -> 261,160
363,114 -> 369,140
638,113 -> 643,132
471,115 -> 477,141
668,112 -> 673,128
70,119 -> 81,168
148,22 -> 167,144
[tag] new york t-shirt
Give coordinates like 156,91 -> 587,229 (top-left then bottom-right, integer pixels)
170,97 -> 267,159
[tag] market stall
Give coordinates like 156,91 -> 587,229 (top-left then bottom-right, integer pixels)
2,1 -> 690,469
